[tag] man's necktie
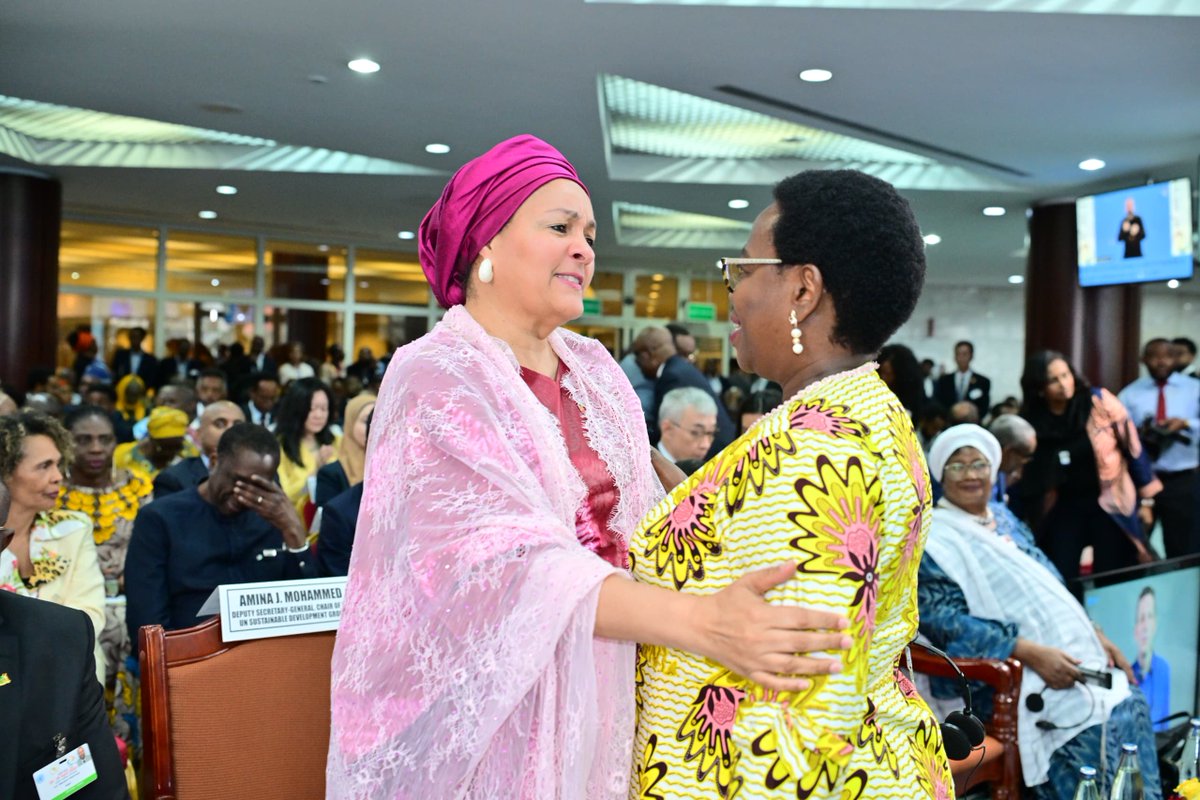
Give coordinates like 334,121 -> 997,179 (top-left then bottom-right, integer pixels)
1155,380 -> 1167,424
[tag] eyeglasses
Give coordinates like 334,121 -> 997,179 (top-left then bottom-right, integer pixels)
716,257 -> 783,293
683,426 -> 718,441
943,460 -> 991,478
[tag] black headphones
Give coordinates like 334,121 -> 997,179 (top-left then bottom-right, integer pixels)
909,641 -> 987,761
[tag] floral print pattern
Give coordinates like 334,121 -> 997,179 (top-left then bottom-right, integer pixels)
630,365 -> 952,798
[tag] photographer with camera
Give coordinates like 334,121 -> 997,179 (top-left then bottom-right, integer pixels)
1119,338 -> 1200,558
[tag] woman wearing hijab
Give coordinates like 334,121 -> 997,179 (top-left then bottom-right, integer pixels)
628,171 -> 952,798
326,136 -> 848,798
918,425 -> 1160,800
314,393 -> 374,507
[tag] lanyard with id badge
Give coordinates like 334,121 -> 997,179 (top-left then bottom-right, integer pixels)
32,734 -> 98,800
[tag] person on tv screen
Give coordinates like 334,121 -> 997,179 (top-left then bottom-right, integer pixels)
1132,585 -> 1171,730
1118,197 -> 1145,258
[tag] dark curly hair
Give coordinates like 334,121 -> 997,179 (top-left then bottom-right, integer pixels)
0,412 -> 73,481
876,343 -> 926,416
771,170 -> 925,354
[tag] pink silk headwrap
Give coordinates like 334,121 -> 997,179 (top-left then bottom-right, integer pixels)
418,134 -> 588,309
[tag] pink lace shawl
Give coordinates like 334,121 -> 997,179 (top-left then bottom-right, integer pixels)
326,306 -> 662,799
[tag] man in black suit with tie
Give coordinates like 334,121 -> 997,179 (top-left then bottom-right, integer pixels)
110,326 -> 159,389
157,339 -> 203,387
240,373 -> 280,431
632,326 -> 735,458
933,340 -> 991,419
0,482 -> 129,800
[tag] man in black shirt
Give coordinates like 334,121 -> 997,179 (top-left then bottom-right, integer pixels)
1119,197 -> 1146,258
125,423 -> 316,640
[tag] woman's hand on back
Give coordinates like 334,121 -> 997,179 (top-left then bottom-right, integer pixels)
694,561 -> 851,692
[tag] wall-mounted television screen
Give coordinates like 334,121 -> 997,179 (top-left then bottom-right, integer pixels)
1076,177 -> 1194,287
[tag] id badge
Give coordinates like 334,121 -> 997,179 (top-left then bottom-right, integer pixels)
33,743 -> 98,800
1058,449 -> 1071,466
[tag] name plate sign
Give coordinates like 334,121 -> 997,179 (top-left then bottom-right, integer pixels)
215,576 -> 348,642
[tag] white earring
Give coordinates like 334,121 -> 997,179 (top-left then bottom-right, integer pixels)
478,258 -> 494,284
789,309 -> 804,355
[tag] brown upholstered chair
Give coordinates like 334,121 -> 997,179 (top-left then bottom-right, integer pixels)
139,617 -> 335,799
910,650 -> 1023,800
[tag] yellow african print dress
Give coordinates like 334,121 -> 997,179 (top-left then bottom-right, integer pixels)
629,364 -> 954,800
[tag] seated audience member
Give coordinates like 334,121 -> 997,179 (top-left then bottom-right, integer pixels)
194,367 -> 228,417
278,341 -> 316,387
241,372 -> 280,430
918,425 -> 1161,800
130,382 -> 196,441
876,342 -> 926,419
655,387 -> 718,465
988,412 -> 1037,505
345,346 -> 377,387
948,399 -> 981,425
114,407 -> 197,480
736,387 -> 783,435
315,411 -> 374,577
985,396 -> 1021,425
916,400 -> 948,454
153,400 -> 245,498
113,375 -> 148,432
125,424 -> 317,637
276,377 -> 341,516
315,394 -> 374,508
320,344 -> 346,386
0,482 -> 129,800
81,384 -> 134,444
0,412 -> 106,684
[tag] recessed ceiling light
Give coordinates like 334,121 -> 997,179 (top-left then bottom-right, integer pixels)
425,143 -> 451,155
1167,279 -> 1180,289
210,278 -> 220,287
397,230 -> 416,240
216,185 -> 237,195
727,199 -> 750,210
198,210 -> 217,220
1079,158 -> 1106,171
359,281 -> 370,288
1008,274 -> 1025,285
347,58 -> 380,74
923,233 -> 941,245
208,308 -> 220,323
798,69 -> 833,83
70,271 -> 80,280
982,206 -> 1006,217
652,273 -> 665,281
317,244 -> 329,252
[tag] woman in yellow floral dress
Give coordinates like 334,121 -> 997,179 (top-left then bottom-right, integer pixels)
630,171 -> 954,799
59,405 -> 154,753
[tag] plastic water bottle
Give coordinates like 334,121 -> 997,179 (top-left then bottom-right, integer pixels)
1109,743 -> 1144,800
1072,765 -> 1101,800
1180,718 -> 1200,782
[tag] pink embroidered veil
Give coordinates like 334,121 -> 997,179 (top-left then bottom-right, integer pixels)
326,306 -> 661,798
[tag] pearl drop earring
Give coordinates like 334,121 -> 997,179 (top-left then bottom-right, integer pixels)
789,309 -> 804,355
478,258 -> 494,284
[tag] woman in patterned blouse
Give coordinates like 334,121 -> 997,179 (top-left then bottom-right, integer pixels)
630,170 -> 953,799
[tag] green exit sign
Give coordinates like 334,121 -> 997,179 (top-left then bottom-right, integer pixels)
581,297 -> 602,316
686,302 -> 716,321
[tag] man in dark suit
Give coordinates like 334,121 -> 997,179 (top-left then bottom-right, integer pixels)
240,373 -> 280,431
632,326 -> 735,458
153,401 -> 245,498
156,339 -> 203,387
933,340 -> 991,419
110,326 -> 159,389
0,482 -> 129,800
316,482 -> 362,577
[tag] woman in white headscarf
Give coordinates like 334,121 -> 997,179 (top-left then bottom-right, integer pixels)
917,424 -> 1161,800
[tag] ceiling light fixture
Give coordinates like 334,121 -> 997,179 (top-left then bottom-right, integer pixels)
70,272 -> 80,280
397,230 -> 416,240
347,58 -> 381,74
1167,279 -> 1180,289
982,206 -> 1006,217
727,199 -> 750,209
317,244 -> 330,252
198,210 -> 217,220
210,278 -> 221,287
1008,274 -> 1025,285
216,185 -> 237,195
425,143 -> 451,155
651,273 -> 664,281
798,69 -> 833,83
1078,158 -> 1106,171
922,233 -> 941,245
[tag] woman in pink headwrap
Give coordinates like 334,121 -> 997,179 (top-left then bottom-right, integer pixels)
326,136 -> 849,799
